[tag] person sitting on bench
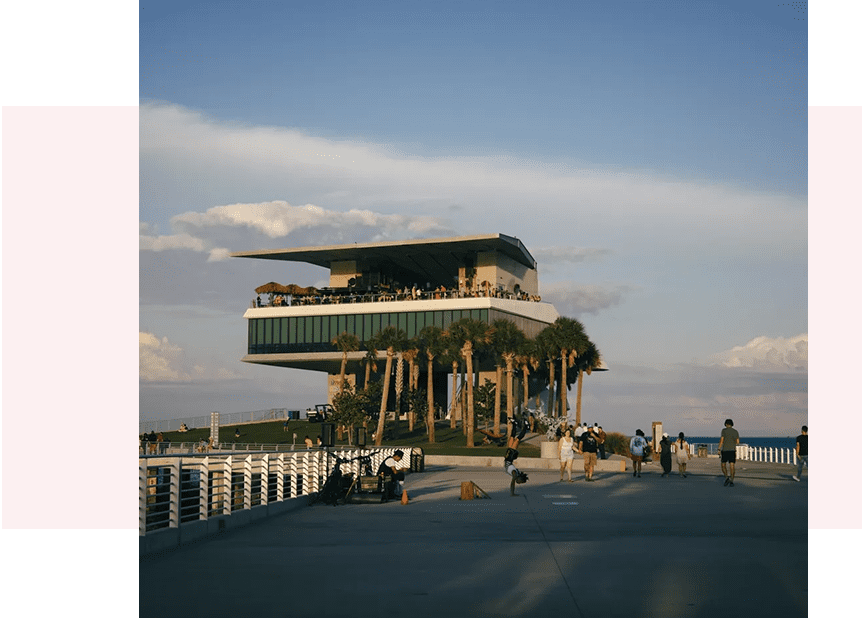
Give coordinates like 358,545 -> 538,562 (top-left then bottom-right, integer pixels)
377,450 -> 405,497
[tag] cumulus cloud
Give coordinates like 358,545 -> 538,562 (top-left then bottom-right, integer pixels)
140,332 -> 191,382
172,200 -> 453,241
140,102 -> 806,259
539,281 -> 631,316
710,334 -> 808,371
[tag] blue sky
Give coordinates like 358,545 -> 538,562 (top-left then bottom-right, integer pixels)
139,0 -> 809,436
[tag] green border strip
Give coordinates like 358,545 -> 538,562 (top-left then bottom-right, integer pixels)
0,0 -> 139,618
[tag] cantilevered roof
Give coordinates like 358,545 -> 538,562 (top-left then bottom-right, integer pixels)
230,234 -> 537,284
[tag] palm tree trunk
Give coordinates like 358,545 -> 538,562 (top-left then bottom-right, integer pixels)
576,367 -> 584,426
364,361 -> 371,388
547,359 -> 556,417
506,357 -> 515,425
493,364 -> 502,435
375,349 -> 394,446
427,356 -> 436,443
450,361 -> 458,429
339,354 -> 348,393
560,350 -> 567,422
465,346 -> 475,448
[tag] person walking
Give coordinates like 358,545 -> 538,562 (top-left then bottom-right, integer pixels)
578,426 -> 599,481
676,432 -> 691,477
792,425 -> 807,482
597,426 -> 607,460
558,429 -> 576,482
659,433 -> 673,477
630,429 -> 647,477
719,418 -> 740,486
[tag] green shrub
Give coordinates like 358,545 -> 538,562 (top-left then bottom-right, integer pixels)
603,431 -> 630,456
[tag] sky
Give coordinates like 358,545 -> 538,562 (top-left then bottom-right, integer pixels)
138,0 -> 810,437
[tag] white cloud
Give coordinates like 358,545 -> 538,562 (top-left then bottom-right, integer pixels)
539,281 -> 631,316
710,334 -> 808,371
532,246 -> 611,265
140,332 -> 191,382
171,200 -> 453,241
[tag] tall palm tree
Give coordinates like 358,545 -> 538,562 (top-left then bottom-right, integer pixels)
370,325 -> 406,446
535,325 -> 558,416
553,317 -> 589,422
490,319 -> 527,433
402,343 -> 420,432
417,325 -> 446,443
575,340 -> 602,426
361,345 -> 378,389
439,338 -> 463,429
332,331 -> 360,393
447,318 -> 491,448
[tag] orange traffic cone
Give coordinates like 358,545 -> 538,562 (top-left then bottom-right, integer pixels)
401,489 -> 409,504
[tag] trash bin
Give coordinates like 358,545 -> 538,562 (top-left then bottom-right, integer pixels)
697,444 -> 708,458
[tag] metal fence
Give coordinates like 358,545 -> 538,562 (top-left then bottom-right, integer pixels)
140,447 -> 413,536
139,408 -> 294,435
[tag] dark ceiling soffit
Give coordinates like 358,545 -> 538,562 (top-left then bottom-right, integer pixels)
230,234 -> 537,270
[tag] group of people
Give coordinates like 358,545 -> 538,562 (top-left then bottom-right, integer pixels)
558,423 -> 607,482
630,428 -> 693,479
140,431 -> 167,454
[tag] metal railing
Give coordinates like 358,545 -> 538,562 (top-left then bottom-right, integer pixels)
139,408 -> 293,435
140,447 -> 413,536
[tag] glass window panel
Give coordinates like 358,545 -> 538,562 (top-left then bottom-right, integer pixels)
289,317 -> 296,344
398,313 -> 407,333
480,309 -> 488,323
249,320 -> 255,351
407,312 -> 417,338
363,314 -> 372,342
330,316 -> 338,339
321,314 -> 330,343
337,315 -> 346,335
313,316 -> 321,342
280,318 -> 289,344
296,317 -> 304,343
305,317 -> 314,343
372,313 -> 381,337
346,314 -> 355,336
442,311 -> 452,328
433,311 -> 443,328
471,309 -> 481,322
256,319 -> 265,345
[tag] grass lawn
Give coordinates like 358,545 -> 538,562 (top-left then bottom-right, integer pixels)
155,420 -> 540,458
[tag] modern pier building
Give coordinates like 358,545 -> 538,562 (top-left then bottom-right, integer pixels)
232,234 -> 560,406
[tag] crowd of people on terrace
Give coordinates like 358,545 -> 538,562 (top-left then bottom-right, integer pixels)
252,282 -> 542,308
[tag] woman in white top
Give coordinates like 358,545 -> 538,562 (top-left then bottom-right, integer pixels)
676,432 -> 691,477
559,429 -> 576,482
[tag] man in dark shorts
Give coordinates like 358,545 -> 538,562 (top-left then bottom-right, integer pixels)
578,426 -> 600,481
793,425 -> 807,482
718,418 -> 740,486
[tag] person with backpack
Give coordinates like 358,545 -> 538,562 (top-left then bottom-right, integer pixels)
630,429 -> 648,478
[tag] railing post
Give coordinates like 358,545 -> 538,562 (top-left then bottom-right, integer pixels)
222,456 -> 233,516
244,455 -> 253,511
199,457 -> 209,521
139,459 -> 147,536
169,459 -> 181,529
792,449 -> 797,466
260,454 -> 269,506
275,454 -> 285,502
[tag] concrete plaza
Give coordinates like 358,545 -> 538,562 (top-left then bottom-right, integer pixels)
140,457 -> 807,617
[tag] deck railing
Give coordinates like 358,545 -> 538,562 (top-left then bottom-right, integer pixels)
139,447 -> 412,536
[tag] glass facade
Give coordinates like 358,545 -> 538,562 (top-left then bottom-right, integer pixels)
247,309 -> 491,355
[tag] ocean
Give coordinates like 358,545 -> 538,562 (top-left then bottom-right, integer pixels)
685,436 -> 797,450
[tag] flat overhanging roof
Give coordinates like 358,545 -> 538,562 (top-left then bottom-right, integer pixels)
230,234 -> 537,282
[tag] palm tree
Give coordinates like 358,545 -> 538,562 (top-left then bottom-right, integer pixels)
490,319 -> 527,434
417,325 -> 446,443
332,331 -> 360,393
535,325 -> 558,416
361,345 -> 378,389
447,318 -> 492,448
553,317 -> 589,422
575,340 -> 602,426
439,338 -> 463,430
370,325 -> 406,446
402,343 -> 420,432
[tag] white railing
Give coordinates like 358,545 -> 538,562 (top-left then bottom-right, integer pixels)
139,447 -> 412,536
737,445 -> 798,465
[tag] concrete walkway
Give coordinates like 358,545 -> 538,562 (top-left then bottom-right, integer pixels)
140,457 -> 807,617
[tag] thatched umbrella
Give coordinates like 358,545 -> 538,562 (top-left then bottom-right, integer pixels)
255,282 -> 288,294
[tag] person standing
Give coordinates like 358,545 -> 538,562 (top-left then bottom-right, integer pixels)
676,432 -> 691,477
558,429 -> 576,482
793,425 -> 808,482
597,426 -> 607,460
630,429 -> 647,477
719,418 -> 740,486
659,433 -> 672,477
578,426 -> 599,481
